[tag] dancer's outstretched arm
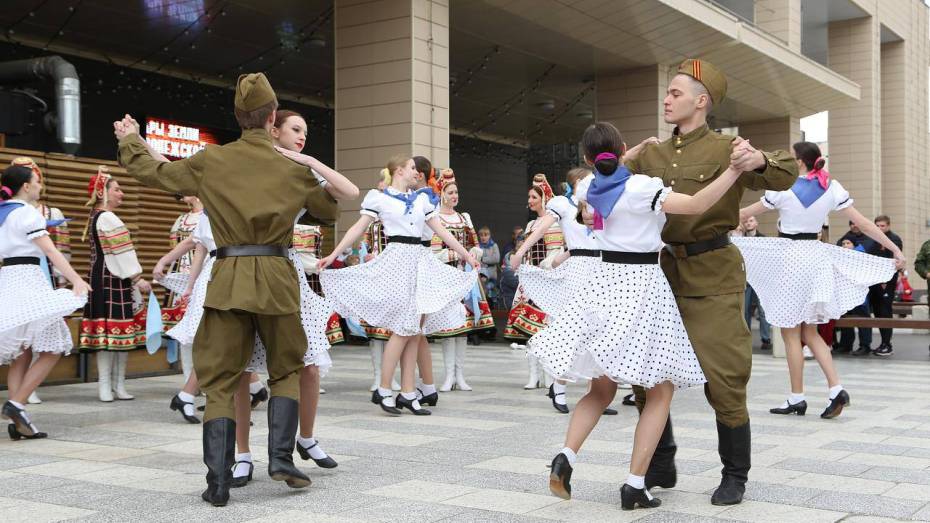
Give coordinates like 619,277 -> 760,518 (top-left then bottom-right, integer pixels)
319,215 -> 374,269
427,216 -> 479,269
275,147 -> 360,201
662,166 -> 741,215
840,206 -> 905,268
509,214 -> 557,271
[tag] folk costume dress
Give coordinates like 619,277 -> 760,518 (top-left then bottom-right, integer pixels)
518,185 -> 601,320
79,209 -> 146,351
527,170 -> 706,390
359,220 -> 393,341
321,188 -> 477,337
0,200 -> 86,365
732,175 -> 895,328
503,219 -> 564,340
429,211 -> 494,337
294,224 -> 344,345
161,209 -> 202,329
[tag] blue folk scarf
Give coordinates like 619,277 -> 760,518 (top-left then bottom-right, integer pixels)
383,187 -> 439,214
0,201 -> 24,228
585,166 -> 632,230
789,177 -> 828,208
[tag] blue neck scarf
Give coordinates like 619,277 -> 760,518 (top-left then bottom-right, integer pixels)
384,187 -> 439,214
586,166 -> 632,229
0,201 -> 24,228
789,177 -> 827,208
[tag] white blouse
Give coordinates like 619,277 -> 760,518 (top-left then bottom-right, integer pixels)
576,174 -> 671,253
761,179 -> 853,235
191,214 -> 217,252
545,195 -> 598,251
359,188 -> 438,238
0,199 -> 48,258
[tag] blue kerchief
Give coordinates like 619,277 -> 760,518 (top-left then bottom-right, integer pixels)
790,177 -> 827,208
586,166 -> 631,228
0,201 -> 24,227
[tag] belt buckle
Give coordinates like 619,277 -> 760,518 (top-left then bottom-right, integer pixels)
665,244 -> 687,259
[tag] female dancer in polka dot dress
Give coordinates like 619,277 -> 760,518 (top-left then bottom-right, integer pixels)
539,122 -> 742,510
734,141 -> 903,419
320,156 -> 478,416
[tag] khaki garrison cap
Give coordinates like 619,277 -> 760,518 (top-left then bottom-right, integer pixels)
235,73 -> 277,111
677,59 -> 727,104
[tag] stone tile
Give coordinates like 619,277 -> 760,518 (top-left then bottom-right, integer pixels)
822,440 -> 912,456
69,464 -> 183,486
718,500 -> 846,522
243,512 -> 368,523
10,458 -> 121,478
839,452 -> 930,470
365,479 -> 477,502
772,457 -> 872,477
911,503 -> 930,522
339,497 -> 465,523
0,497 -> 95,522
0,452 -> 65,470
743,481 -> 824,505
527,498 -> 647,522
441,488 -> 563,514
858,466 -> 930,486
880,482 -> 930,502
803,491 -> 925,519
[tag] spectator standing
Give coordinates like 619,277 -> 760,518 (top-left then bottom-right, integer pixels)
915,237 -> 930,356
859,215 -> 903,357
478,226 -> 500,283
835,239 -> 872,354
735,216 -> 772,351
501,225 -> 524,260
836,220 -> 869,248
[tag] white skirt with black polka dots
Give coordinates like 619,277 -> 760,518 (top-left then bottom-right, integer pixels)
165,256 -> 215,347
320,242 -> 477,337
0,264 -> 86,364
527,262 -> 706,390
518,255 -> 601,321
733,236 -> 896,328
243,250 -> 332,376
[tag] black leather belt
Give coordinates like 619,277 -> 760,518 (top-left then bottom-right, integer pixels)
2,256 -> 40,266
779,232 -> 818,240
421,240 -> 431,247
388,236 -> 423,245
214,245 -> 288,259
570,249 -> 601,258
665,235 -> 730,259
602,251 -> 660,264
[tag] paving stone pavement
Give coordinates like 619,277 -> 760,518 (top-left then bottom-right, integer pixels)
2,343 -> 929,522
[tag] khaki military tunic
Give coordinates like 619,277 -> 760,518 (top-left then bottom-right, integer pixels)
118,129 -> 337,421
627,124 -> 797,427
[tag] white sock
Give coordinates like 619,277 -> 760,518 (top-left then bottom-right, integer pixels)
233,452 -> 252,478
419,383 -> 437,396
626,473 -> 645,490
8,400 -> 24,410
400,391 -> 417,400
377,387 -> 395,407
829,385 -> 844,399
788,393 -> 806,405
249,380 -> 264,395
298,436 -> 328,460
560,447 -> 577,466
552,382 -> 567,406
178,391 -> 196,416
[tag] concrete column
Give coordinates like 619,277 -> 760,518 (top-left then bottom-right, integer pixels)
595,65 -> 674,148
334,0 -> 450,235
826,16 -> 881,241
754,0 -> 801,52
738,116 -> 802,235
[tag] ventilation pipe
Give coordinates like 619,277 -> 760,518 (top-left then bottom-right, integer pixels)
0,56 -> 81,154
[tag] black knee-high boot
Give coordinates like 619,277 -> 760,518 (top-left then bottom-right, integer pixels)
711,420 -> 751,505
645,415 -> 678,489
202,417 -> 235,506
267,396 -> 311,488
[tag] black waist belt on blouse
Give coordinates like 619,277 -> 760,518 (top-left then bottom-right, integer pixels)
601,251 -> 660,264
665,235 -> 730,259
208,250 -> 217,258
214,245 -> 288,259
569,249 -> 601,258
387,236 -> 423,245
421,240 -> 431,247
1,256 -> 40,266
779,232 -> 819,240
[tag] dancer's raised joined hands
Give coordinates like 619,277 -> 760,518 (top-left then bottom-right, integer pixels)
274,145 -> 314,166
625,136 -> 659,162
730,137 -> 766,172
113,114 -> 139,140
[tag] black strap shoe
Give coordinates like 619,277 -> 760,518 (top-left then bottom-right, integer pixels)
769,400 -> 807,416
547,384 -> 569,414
621,393 -> 636,406
250,386 -> 269,409
371,390 -> 402,415
296,440 -> 338,468
1,401 -> 40,437
602,408 -> 618,416
710,421 -> 750,506
7,423 -> 47,440
230,460 -> 253,488
201,417 -> 235,506
645,415 -> 677,489
821,390 -> 850,419
396,394 -> 431,415
417,388 -> 439,407
267,397 -> 312,488
548,453 -> 573,499
170,395 -> 201,424
620,484 -> 661,510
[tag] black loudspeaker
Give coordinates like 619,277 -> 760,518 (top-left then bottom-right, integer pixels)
0,91 -> 28,135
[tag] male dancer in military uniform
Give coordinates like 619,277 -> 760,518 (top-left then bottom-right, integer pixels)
113,73 -> 350,506
625,60 -> 797,505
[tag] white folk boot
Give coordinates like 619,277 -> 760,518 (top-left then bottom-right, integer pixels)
27,352 -> 42,403
180,343 -> 194,382
96,352 -> 114,402
369,341 -> 382,392
112,352 -> 134,400
454,337 -> 472,391
439,339 -> 456,392
524,355 -> 540,390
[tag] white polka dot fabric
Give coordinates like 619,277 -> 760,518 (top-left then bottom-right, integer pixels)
518,255 -> 601,321
165,256 -> 216,347
321,243 -> 477,337
0,265 -> 86,364
732,236 -> 896,327
527,262 -> 706,390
